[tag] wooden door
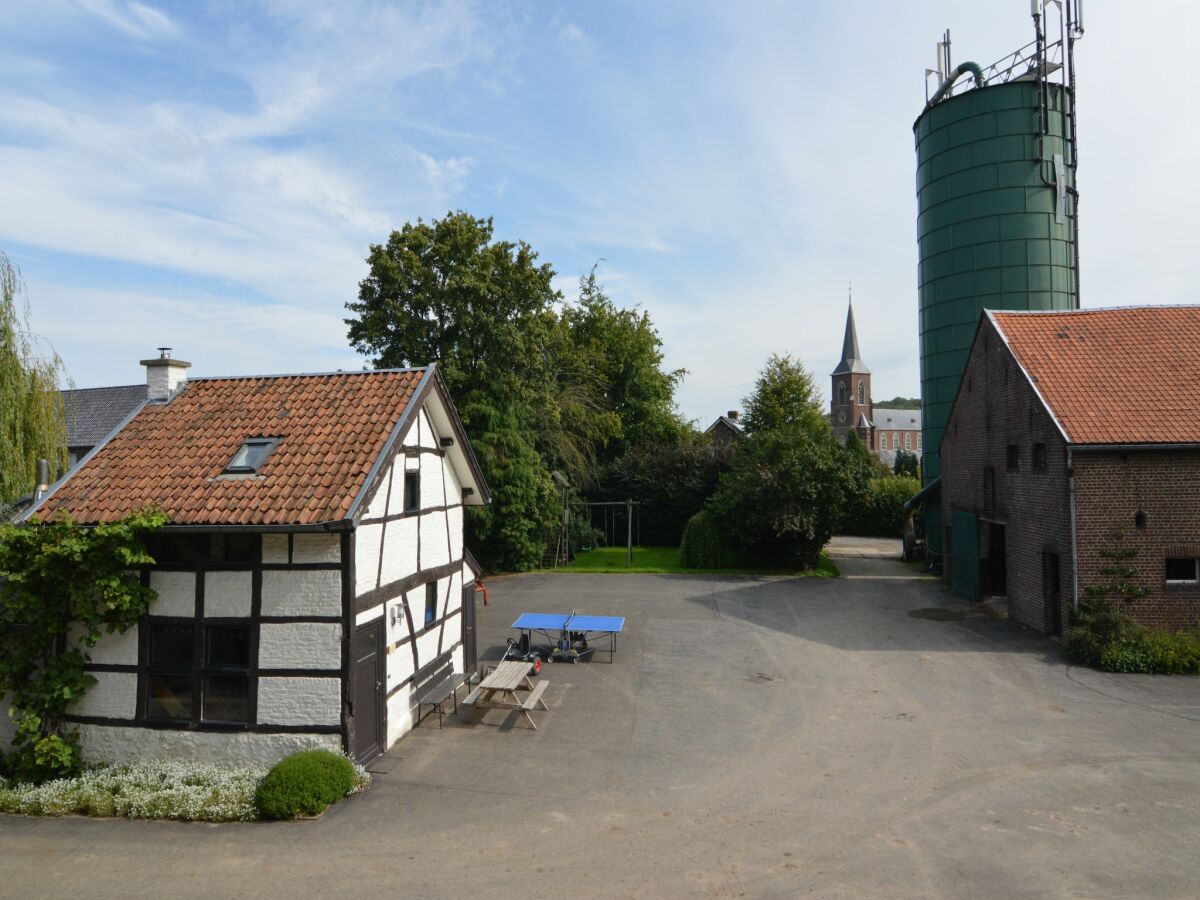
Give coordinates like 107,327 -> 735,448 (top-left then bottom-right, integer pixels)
462,584 -> 478,675
353,621 -> 383,763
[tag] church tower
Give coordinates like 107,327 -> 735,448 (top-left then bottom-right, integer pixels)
830,296 -> 872,444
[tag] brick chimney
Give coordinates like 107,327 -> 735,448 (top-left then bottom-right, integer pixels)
141,347 -> 191,402
727,410 -> 740,422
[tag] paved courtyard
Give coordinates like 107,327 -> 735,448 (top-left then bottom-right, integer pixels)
3,546 -> 1200,898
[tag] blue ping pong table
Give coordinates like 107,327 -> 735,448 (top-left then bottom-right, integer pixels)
511,612 -> 625,663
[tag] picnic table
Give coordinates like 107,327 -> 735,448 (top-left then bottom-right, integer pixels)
462,660 -> 549,730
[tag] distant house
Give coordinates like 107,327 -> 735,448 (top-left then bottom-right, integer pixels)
873,409 -> 923,465
941,307 -> 1200,634
705,410 -> 745,454
15,352 -> 489,766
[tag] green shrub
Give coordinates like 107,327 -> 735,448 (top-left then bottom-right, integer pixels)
839,475 -> 923,538
680,510 -> 736,569
254,750 -> 358,820
1065,602 -> 1200,674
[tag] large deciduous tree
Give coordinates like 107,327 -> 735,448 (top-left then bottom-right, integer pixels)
686,354 -> 862,570
563,267 -> 684,461
0,252 -> 70,506
346,213 -> 562,570
345,214 -> 688,569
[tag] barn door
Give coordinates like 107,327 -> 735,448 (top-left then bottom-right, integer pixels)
462,584 -> 478,675
353,621 -> 384,763
950,509 -> 980,601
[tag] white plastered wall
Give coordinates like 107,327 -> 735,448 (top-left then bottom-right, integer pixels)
355,399 -> 469,751
75,724 -> 340,767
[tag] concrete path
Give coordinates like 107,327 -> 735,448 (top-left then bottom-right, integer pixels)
3,551 -> 1199,898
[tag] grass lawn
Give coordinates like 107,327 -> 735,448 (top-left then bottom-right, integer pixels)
555,546 -> 838,577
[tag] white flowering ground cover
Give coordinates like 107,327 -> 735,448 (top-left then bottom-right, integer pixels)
0,757 -> 370,822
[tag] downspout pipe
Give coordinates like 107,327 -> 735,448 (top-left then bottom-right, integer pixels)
924,62 -> 985,111
1068,448 -> 1079,611
902,476 -> 941,561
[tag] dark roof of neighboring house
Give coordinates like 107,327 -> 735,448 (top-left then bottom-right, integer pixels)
990,306 -> 1200,446
705,415 -> 744,436
62,384 -> 146,448
33,366 -> 489,527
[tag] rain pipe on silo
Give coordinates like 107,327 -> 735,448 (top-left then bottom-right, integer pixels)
922,62 -> 984,112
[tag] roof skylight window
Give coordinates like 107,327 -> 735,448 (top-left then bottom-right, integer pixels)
224,437 -> 280,474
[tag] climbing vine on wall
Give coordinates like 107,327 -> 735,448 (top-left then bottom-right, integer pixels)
1084,527 -> 1150,603
0,508 -> 166,783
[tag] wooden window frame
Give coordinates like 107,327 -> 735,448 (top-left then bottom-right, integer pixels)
142,618 -> 254,727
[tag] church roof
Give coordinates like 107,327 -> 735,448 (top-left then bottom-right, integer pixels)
874,409 -> 922,430
832,300 -> 870,376
990,306 -> 1200,446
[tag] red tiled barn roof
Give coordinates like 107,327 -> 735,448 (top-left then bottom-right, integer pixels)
38,370 -> 424,526
992,307 -> 1200,446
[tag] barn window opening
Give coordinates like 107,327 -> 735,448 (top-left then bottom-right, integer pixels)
1135,511 -> 1147,529
224,437 -> 280,474
1032,443 -> 1047,471
424,581 -> 438,628
1165,558 -> 1199,584
404,472 -> 421,513
1006,444 -> 1020,472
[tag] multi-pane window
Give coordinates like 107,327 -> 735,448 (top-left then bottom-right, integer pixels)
904,433 -> 912,450
147,533 -> 258,565
145,621 -> 251,725
1165,558 -> 1199,584
891,433 -> 898,450
424,581 -> 438,628
404,472 -> 421,513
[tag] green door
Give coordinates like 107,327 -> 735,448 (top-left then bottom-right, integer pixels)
951,509 -> 980,601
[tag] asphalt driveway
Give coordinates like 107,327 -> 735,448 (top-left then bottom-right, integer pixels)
3,547 -> 1199,898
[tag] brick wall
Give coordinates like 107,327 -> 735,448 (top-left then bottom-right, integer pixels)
1074,450 -> 1200,630
940,316 -> 1073,633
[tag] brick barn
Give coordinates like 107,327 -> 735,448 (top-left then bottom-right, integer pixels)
940,306 -> 1200,634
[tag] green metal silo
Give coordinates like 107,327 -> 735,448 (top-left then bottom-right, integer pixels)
913,7 -> 1083,564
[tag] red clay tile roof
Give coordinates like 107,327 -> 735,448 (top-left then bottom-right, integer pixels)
992,306 -> 1200,446
37,369 -> 425,526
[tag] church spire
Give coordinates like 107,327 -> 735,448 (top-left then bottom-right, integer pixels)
832,288 -> 870,376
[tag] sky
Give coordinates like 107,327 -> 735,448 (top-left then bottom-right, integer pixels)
1,0 -> 1197,424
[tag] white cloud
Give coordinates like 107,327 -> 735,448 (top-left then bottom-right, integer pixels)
27,283 -> 361,388
73,0 -> 178,40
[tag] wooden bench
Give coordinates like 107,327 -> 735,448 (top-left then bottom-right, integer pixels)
414,653 -> 468,728
416,672 -> 468,728
521,679 -> 549,711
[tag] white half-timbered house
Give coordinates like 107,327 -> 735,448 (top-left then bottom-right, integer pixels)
16,355 -> 489,765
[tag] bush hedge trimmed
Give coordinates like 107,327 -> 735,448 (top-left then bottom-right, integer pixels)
1065,602 -> 1200,674
254,750 -> 358,820
679,510 -> 735,569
